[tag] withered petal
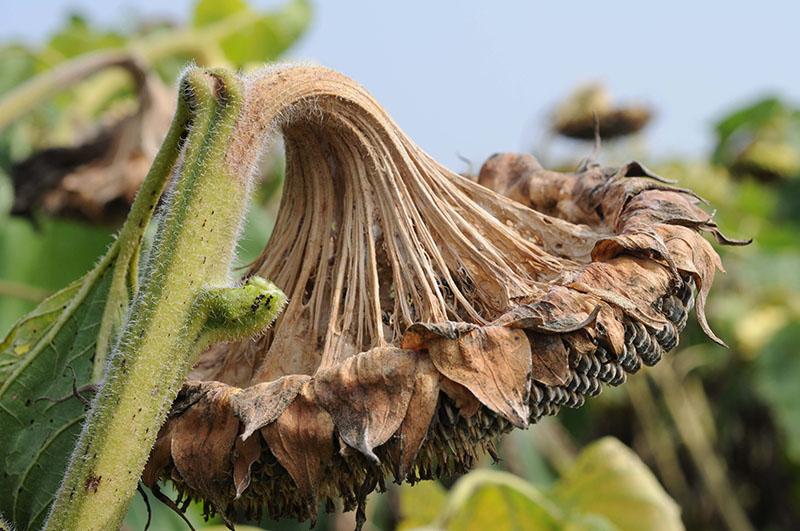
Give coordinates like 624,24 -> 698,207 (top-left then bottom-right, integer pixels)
142,422 -> 174,488
390,354 -> 441,481
170,382 -> 240,508
401,321 -> 479,350
527,332 -> 570,386
233,432 -> 262,499
438,376 -> 481,419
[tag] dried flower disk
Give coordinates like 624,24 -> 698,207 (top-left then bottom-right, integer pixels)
143,66 -> 744,525
551,82 -> 651,140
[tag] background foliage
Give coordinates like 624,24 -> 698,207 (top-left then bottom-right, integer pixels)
1,1 -> 798,530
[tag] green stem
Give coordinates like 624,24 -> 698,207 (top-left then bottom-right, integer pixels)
0,280 -> 49,303
44,68 -> 285,531
91,78 -> 192,381
0,8 -> 259,131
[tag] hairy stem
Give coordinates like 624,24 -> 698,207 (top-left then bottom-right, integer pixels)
91,77 -> 192,381
44,69 -> 285,531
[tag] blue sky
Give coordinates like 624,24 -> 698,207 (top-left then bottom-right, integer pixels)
2,1 -> 798,169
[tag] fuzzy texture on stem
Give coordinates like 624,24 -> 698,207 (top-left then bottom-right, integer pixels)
44,69 -> 285,531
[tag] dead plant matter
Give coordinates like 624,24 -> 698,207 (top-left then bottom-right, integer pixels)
142,66 -> 743,526
11,55 -> 173,224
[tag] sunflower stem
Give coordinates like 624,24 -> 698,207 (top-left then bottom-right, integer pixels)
44,68 -> 284,531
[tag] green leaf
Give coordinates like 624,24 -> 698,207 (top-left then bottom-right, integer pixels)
398,438 -> 681,531
753,322 -> 800,463
0,90 -> 185,527
0,258 -> 114,530
194,0 -> 311,66
440,470 -> 562,531
714,97 -> 785,142
0,217 -> 113,338
0,45 -> 38,96
193,0 -> 249,26
398,480 -> 448,530
552,437 -> 683,531
46,13 -> 125,61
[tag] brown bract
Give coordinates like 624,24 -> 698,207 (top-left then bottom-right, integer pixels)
143,66 -> 743,525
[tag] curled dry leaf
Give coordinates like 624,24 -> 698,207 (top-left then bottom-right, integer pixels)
143,66 -> 742,525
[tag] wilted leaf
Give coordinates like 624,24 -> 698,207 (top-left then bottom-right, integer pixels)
11,72 -> 173,223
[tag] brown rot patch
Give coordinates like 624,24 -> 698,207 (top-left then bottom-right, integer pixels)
84,474 -> 102,493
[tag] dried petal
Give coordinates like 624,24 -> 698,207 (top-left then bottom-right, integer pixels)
170,382 -> 239,507
233,432 -> 261,499
527,332 -> 570,386
142,422 -> 173,488
439,376 -> 481,418
659,225 -> 726,346
402,321 -> 478,350
391,355 -> 440,480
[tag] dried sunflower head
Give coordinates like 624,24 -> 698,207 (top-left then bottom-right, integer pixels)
142,66 -> 742,526
552,82 -> 652,140
11,61 -> 174,224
